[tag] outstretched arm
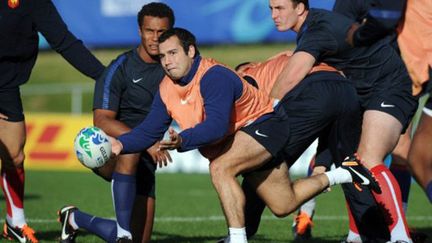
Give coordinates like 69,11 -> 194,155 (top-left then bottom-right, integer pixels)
33,0 -> 105,80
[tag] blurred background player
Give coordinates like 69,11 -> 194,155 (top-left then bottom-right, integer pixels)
57,3 -> 175,243
268,0 -> 418,241
0,0 -> 104,242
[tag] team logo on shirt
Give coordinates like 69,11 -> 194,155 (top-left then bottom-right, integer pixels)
8,0 -> 19,9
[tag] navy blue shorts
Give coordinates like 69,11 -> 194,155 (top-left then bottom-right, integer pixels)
345,46 -> 418,132
0,88 -> 24,122
136,153 -> 156,198
242,71 -> 361,169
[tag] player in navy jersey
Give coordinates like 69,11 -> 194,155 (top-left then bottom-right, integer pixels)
235,52 -> 388,242
57,3 -> 174,243
334,1 -> 431,241
268,0 -> 417,242
332,1 -> 413,241
0,0 -> 104,242
334,0 -> 432,205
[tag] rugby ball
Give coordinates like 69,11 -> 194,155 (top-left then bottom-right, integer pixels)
74,126 -> 111,169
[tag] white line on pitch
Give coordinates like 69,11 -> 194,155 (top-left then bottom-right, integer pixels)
26,215 -> 432,224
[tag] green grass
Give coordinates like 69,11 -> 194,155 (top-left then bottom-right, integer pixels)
23,44 -> 292,113
12,171 -> 432,242
31,44 -> 292,84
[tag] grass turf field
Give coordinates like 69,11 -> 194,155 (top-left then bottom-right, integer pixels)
7,170 -> 430,242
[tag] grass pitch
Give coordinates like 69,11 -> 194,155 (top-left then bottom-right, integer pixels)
8,170 -> 431,242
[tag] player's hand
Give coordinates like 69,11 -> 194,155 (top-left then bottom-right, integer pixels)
108,135 -> 123,157
147,141 -> 172,168
0,112 -> 8,120
346,22 -> 360,47
159,127 -> 182,150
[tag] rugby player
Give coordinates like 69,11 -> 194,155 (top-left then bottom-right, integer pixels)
268,0 -> 417,241
57,3 -> 174,243
0,0 -> 104,242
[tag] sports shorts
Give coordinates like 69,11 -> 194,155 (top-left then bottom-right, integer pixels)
136,152 -> 156,198
345,46 -> 418,132
0,87 -> 24,122
314,147 -> 333,170
242,71 -> 361,169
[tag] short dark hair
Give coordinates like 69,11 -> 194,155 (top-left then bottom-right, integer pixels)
291,0 -> 309,10
137,2 -> 175,28
158,28 -> 200,57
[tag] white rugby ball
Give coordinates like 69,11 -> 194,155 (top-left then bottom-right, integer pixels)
74,126 -> 111,169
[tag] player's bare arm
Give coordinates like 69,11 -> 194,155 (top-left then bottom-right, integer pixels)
93,109 -> 132,137
270,51 -> 315,99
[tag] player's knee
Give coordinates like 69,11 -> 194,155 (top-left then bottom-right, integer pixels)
209,162 -> 232,187
9,150 -> 25,168
267,202 -> 296,218
92,167 -> 112,182
269,206 -> 291,218
115,159 -> 137,175
0,143 -> 25,167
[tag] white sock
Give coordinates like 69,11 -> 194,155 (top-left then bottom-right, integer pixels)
228,227 -> 247,243
69,212 -> 79,230
117,224 -> 132,239
325,167 -> 352,186
299,198 -> 316,217
346,229 -> 362,243
6,208 -> 26,228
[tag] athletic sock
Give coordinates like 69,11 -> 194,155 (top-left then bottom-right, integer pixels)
0,167 -> 26,227
389,163 -> 411,212
325,167 -> 352,186
299,198 -> 315,218
228,227 -> 247,243
73,210 -> 117,242
426,181 -> 432,203
112,172 -> 136,239
370,164 -> 411,242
